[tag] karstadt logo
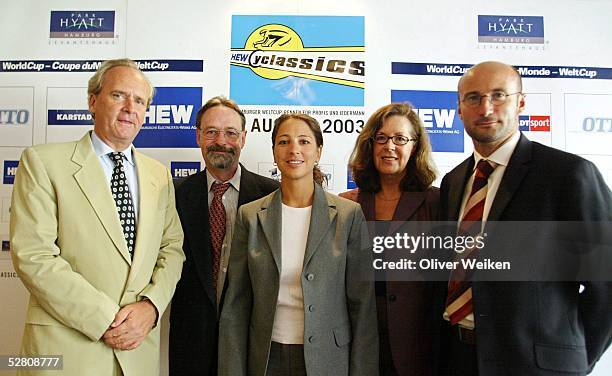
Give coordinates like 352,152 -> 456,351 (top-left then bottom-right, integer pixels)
231,23 -> 364,89
3,160 -> 18,184
50,11 -> 115,38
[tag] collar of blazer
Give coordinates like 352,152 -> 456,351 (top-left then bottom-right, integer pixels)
70,132 -> 160,271
256,184 -> 337,273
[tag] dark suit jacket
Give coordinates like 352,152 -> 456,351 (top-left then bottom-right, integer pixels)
341,187 -> 441,376
439,134 -> 612,375
169,165 -> 278,376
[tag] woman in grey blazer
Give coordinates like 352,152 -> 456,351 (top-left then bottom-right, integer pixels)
219,113 -> 378,376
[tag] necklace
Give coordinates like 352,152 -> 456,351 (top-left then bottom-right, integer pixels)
376,193 -> 401,201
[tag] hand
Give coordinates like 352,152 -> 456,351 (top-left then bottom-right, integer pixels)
102,300 -> 158,351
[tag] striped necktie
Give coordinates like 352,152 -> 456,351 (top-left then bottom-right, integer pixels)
445,159 -> 496,325
209,182 -> 230,290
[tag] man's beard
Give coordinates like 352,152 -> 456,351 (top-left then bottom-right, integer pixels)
205,145 -> 237,169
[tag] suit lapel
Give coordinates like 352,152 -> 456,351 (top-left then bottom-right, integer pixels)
303,185 -> 337,268
181,171 -> 216,306
447,158 -> 474,221
128,151 -> 160,282
257,191 -> 282,273
72,133 -> 131,264
487,134 -> 531,222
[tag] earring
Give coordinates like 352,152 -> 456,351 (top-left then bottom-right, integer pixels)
273,161 -> 277,166
314,161 -> 319,166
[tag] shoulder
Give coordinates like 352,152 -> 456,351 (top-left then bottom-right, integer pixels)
174,169 -> 206,193
239,189 -> 279,215
424,186 -> 440,203
326,191 -> 362,214
241,166 -> 279,192
338,188 -> 359,202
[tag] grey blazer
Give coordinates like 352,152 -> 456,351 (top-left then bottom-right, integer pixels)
218,184 -> 379,376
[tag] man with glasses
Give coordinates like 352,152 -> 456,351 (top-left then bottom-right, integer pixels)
438,61 -> 612,375
169,96 -> 278,376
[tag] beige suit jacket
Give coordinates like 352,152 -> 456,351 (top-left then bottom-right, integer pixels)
10,132 -> 185,376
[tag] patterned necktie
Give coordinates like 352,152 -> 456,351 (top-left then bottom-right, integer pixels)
209,182 -> 230,290
109,152 -> 137,257
445,159 -> 496,325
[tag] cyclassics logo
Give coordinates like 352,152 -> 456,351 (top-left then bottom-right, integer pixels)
3,160 -> 18,184
391,90 -> 464,153
230,16 -> 364,106
478,15 -> 544,44
171,162 -> 201,179
50,11 -> 116,39
231,24 -> 364,89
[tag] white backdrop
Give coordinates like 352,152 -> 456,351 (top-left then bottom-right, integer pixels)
1,1 -> 611,375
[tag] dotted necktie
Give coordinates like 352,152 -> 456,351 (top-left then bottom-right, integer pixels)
109,152 -> 137,257
445,159 -> 496,325
209,182 -> 230,290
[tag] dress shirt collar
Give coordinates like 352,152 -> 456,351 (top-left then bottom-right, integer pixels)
90,131 -> 135,166
472,130 -> 520,170
206,165 -> 242,192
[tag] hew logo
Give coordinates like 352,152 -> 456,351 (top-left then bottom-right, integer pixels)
519,115 -> 550,132
50,11 -> 115,38
347,167 -> 356,189
391,90 -> 464,153
3,160 -> 18,184
171,162 -> 201,179
478,15 -> 544,44
135,87 -> 202,148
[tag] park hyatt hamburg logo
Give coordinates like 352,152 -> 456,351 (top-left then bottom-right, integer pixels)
50,11 -> 116,38
478,15 -> 544,44
230,23 -> 364,89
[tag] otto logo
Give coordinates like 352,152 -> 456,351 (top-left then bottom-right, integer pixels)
0,110 -> 29,125
582,117 -> 612,132
231,23 -> 364,89
519,115 -> 551,132
171,162 -> 201,179
478,15 -> 544,44
3,160 -> 19,185
50,11 -> 115,38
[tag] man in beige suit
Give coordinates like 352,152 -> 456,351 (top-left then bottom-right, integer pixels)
9,58 -> 185,375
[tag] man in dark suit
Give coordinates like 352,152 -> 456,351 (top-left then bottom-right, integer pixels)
438,61 -> 612,375
169,96 -> 278,375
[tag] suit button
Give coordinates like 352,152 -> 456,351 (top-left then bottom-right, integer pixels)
308,336 -> 315,343
308,305 -> 315,312
388,294 -> 396,302
306,274 -> 314,281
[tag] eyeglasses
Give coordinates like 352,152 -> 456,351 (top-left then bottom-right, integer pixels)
461,91 -> 522,107
371,134 -> 417,146
201,128 -> 242,141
